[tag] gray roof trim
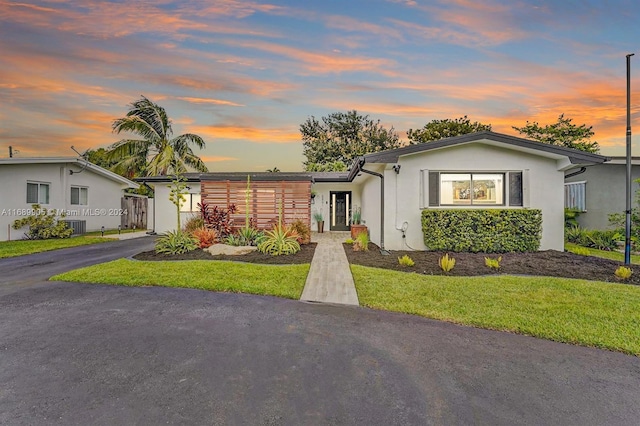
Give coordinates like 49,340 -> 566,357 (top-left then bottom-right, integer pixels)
200,172 -> 313,182
309,172 -> 350,182
362,131 -> 608,165
135,173 -> 202,183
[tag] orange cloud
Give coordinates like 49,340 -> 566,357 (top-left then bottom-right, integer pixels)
200,155 -> 239,163
177,97 -> 245,107
191,125 -> 300,144
227,39 -> 398,76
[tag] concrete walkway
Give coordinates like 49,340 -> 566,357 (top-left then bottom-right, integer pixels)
300,231 -> 359,306
107,231 -> 154,240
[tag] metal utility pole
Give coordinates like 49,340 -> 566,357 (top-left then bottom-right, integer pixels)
625,53 -> 634,265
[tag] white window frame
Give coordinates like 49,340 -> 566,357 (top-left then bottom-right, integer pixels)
423,170 -> 523,208
564,181 -> 586,212
27,181 -> 50,204
439,172 -> 505,206
70,186 -> 88,205
180,193 -> 202,213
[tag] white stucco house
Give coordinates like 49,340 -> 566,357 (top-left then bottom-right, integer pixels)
0,157 -> 138,241
141,132 -> 607,251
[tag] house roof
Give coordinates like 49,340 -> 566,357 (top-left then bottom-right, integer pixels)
309,171 -> 350,182
0,157 -> 138,188
136,172 -> 202,183
361,131 -> 609,165
137,172 -> 314,183
602,156 -> 640,165
200,172 -> 314,182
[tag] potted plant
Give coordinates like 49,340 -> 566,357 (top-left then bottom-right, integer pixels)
313,211 -> 324,233
350,206 -> 368,239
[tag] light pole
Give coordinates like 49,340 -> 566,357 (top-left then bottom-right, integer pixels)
625,53 -> 634,265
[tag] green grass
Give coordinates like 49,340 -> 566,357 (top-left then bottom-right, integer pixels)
51,259 -> 310,300
0,237 -> 114,258
351,265 -> 640,356
565,242 -> 640,264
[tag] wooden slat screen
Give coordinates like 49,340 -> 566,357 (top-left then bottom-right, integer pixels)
201,180 -> 311,230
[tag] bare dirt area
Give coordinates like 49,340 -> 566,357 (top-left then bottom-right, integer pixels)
344,243 -> 640,285
132,243 -> 316,265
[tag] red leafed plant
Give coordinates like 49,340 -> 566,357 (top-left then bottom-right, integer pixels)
198,202 -> 237,238
191,227 -> 218,248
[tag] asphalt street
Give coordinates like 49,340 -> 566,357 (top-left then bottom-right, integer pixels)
0,238 -> 639,425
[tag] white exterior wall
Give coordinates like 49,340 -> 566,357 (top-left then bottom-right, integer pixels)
310,182 -> 361,231
359,172 -> 381,246
151,182 -> 200,234
0,163 -> 131,241
385,144 -> 565,251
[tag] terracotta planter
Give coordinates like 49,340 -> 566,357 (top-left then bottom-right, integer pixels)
317,221 -> 324,233
350,224 -> 368,239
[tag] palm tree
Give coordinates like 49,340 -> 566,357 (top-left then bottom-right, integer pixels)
266,167 -> 281,172
106,96 -> 209,176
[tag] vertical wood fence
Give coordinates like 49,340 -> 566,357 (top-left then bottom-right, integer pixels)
201,179 -> 311,230
121,195 -> 148,230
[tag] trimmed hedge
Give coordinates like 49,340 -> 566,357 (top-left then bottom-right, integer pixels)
422,209 -> 542,252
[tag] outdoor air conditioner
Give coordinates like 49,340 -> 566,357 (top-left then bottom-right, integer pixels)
64,220 -> 86,235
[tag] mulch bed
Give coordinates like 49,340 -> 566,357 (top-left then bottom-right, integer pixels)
133,243 -> 316,265
132,240 -> 638,285
344,243 -> 640,285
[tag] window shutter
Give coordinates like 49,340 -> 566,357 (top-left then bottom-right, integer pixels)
27,183 -> 38,203
428,171 -> 439,206
509,172 -> 523,206
71,187 -> 79,205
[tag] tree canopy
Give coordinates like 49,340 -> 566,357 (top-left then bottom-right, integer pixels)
512,114 -> 599,153
407,116 -> 491,144
106,96 -> 209,177
300,110 -> 400,171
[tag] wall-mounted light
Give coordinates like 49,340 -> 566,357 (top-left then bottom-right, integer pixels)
392,164 -> 401,174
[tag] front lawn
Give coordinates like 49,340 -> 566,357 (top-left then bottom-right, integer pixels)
0,237 -> 113,258
51,258 -> 309,300
565,242 -> 640,265
351,265 -> 640,356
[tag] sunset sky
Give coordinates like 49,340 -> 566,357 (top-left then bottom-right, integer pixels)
1,0 -> 639,171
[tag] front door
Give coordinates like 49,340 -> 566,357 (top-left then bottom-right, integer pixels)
330,191 -> 351,231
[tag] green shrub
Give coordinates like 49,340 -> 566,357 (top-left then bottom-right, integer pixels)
484,256 -> 502,270
155,230 -> 198,255
564,208 -> 581,228
565,226 -> 587,244
568,246 -> 590,256
422,209 -> 542,252
345,238 -> 354,244
12,204 -> 73,240
183,216 -> 205,234
257,225 -> 300,256
398,255 -> 415,267
236,226 -> 265,246
439,253 -> 456,272
354,231 -> 369,251
615,266 -> 632,280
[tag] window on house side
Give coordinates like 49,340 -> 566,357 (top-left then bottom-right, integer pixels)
564,181 -> 586,212
27,182 -> 50,204
70,186 -> 88,205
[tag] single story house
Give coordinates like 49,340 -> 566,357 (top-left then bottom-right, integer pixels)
142,131 -> 607,251
564,156 -> 640,230
0,157 -> 139,241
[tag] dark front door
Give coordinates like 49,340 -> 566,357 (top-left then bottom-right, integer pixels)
330,191 -> 351,231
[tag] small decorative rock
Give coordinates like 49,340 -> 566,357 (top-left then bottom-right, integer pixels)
205,244 -> 258,256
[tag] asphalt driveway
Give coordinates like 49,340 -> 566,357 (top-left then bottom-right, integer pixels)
0,238 -> 639,424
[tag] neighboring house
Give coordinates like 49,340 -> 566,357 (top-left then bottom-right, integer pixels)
141,132 -> 606,251
564,157 -> 640,230
0,157 -> 138,241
